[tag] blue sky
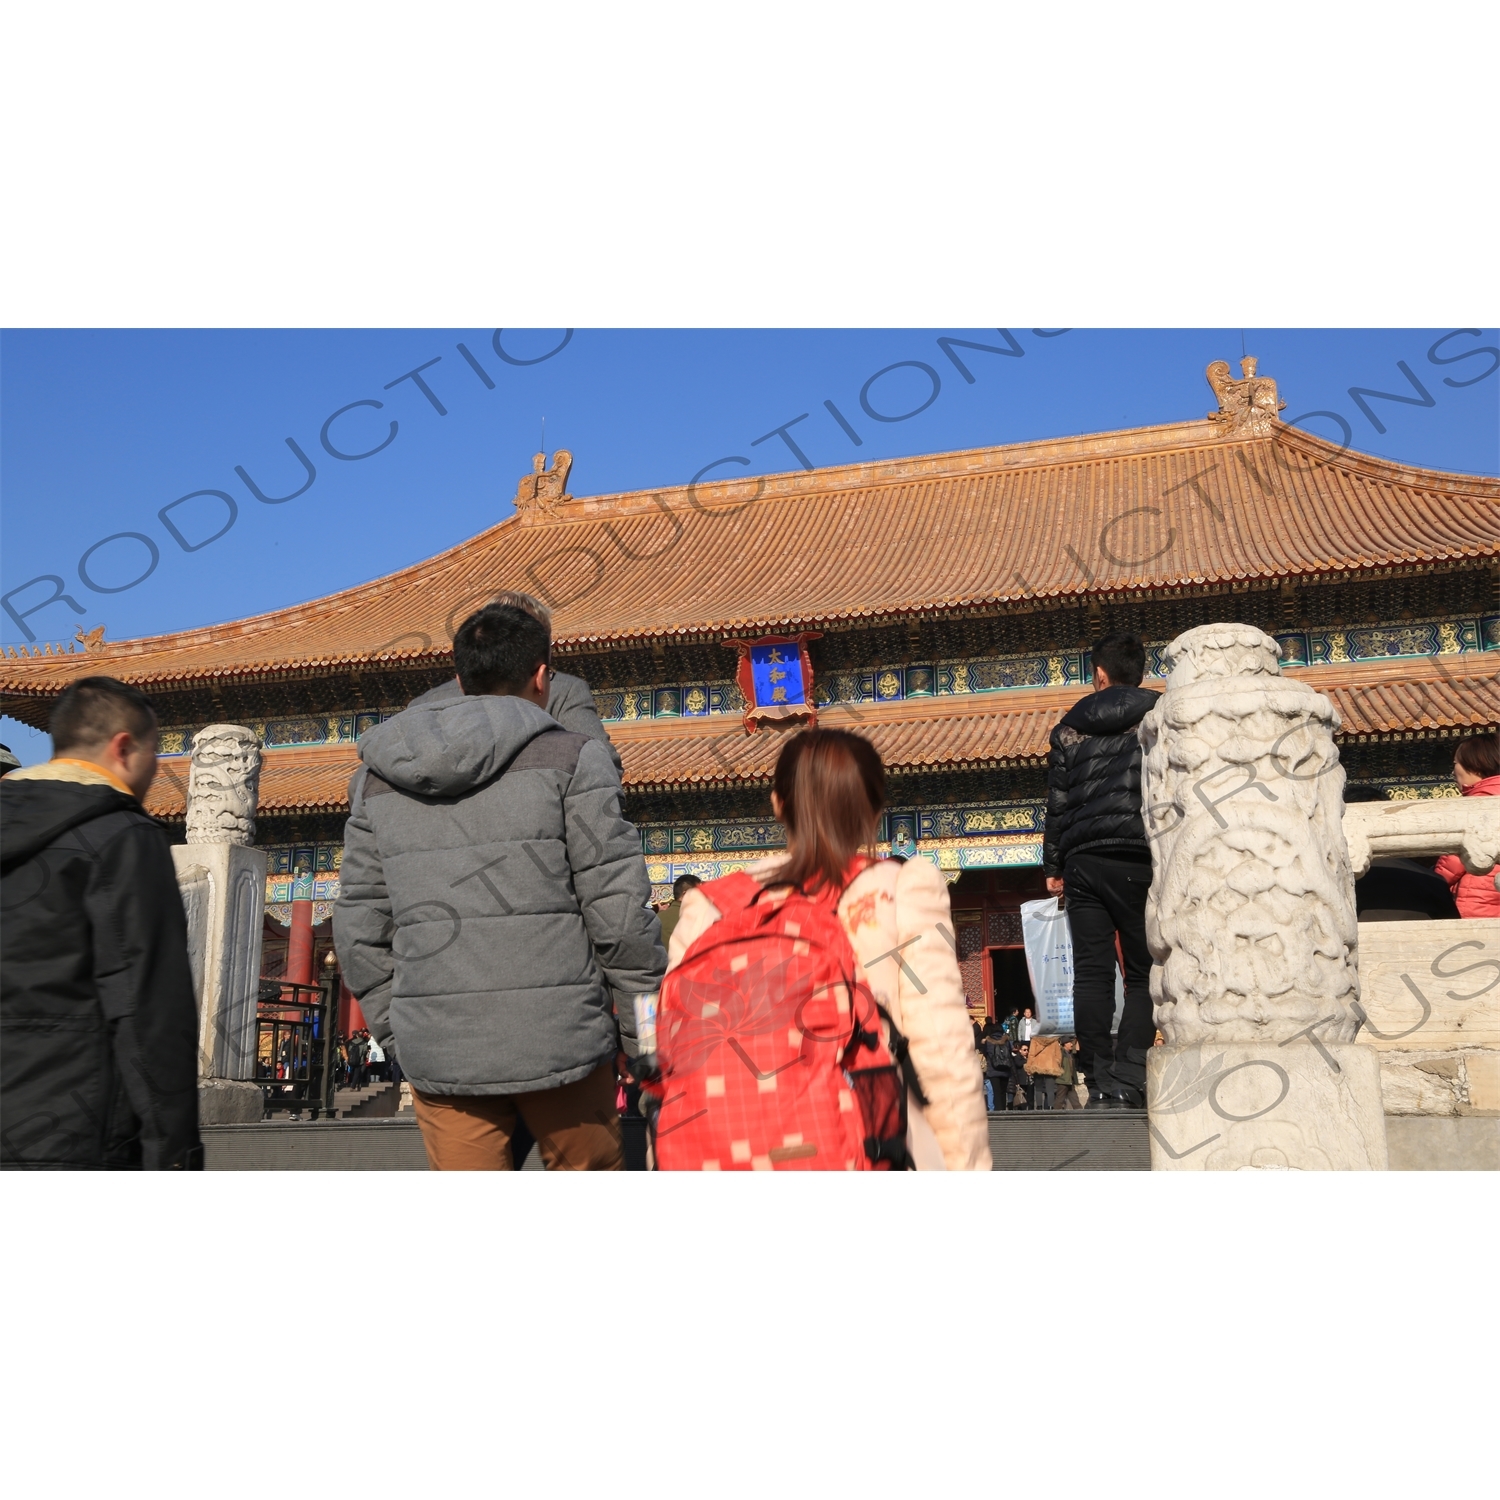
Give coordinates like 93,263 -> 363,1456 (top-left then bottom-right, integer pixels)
3,327 -> 1496,764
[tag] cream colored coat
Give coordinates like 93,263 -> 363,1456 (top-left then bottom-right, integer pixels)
668,855 -> 992,1171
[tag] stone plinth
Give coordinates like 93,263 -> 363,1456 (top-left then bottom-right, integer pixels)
199,1077 -> 265,1125
1146,1042 -> 1388,1170
173,843 -> 266,1082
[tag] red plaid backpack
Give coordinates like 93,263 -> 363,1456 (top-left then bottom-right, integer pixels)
650,869 -> 915,1171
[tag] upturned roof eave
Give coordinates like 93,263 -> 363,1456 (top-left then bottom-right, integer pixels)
4,550 -> 1495,703
4,416 -> 1498,695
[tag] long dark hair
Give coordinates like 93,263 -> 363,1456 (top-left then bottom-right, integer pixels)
768,728 -> 886,897
1455,732 -> 1499,780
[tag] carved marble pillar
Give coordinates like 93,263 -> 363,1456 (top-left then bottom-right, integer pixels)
171,725 -> 266,1122
1139,624 -> 1387,1169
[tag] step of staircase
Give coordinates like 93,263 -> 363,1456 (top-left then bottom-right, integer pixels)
204,1119 -> 431,1170
199,1110 -> 1485,1170
987,1109 -> 1150,1171
333,1081 -> 399,1119
203,1111 -> 1151,1170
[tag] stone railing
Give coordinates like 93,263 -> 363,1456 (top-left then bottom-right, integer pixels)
1343,797 -> 1500,879
1339,797 -> 1499,1165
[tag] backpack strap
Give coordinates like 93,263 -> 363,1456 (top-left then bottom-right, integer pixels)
874,999 -> 931,1109
696,870 -> 765,917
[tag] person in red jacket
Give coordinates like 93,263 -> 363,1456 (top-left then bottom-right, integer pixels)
1435,733 -> 1500,919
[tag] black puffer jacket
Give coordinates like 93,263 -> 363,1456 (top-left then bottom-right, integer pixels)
1,773 -> 201,1170
1042,685 -> 1162,878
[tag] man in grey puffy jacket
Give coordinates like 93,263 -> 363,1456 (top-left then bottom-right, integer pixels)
334,603 -> 664,1169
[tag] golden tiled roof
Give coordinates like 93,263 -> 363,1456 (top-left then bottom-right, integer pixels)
7,417 -> 1499,708
148,743 -> 356,820
141,655 -> 1500,819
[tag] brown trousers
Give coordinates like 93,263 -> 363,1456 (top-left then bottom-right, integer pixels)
412,1063 -> 623,1171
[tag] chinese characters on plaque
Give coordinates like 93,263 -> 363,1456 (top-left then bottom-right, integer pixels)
724,633 -> 821,733
750,643 -> 805,707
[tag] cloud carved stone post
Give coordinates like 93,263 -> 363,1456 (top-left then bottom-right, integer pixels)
171,725 -> 268,1121
184,723 -> 261,845
1138,624 -> 1388,1169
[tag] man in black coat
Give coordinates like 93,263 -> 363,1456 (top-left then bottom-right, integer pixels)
1042,632 -> 1161,1108
1,677 -> 201,1169
980,1025 -> 1010,1112
1009,1041 -> 1035,1111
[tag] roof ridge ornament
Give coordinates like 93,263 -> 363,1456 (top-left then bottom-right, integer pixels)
515,448 -> 573,521
1206,356 -> 1286,438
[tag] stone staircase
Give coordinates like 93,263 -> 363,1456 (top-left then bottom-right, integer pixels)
333,1080 -> 400,1119
199,1106 -> 1490,1170
986,1109 -> 1150,1170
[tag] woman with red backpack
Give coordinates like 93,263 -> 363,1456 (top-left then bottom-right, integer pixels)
645,728 -> 990,1170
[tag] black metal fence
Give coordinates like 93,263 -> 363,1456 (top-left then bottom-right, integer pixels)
255,976 -> 338,1119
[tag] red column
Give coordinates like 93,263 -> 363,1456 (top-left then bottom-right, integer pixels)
338,979 -> 366,1039
287,899 -> 315,987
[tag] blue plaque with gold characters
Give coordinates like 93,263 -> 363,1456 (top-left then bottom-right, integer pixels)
749,643 -> 806,708
724,632 -> 822,732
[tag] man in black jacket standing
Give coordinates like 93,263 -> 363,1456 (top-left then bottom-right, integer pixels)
1042,632 -> 1161,1109
1,677 -> 201,1169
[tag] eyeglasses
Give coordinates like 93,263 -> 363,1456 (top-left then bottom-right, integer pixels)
547,667 -> 556,682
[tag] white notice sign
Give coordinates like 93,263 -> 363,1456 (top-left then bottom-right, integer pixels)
1019,897 -> 1125,1036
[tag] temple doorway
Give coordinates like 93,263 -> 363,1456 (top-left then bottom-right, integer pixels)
986,945 -> 1035,1023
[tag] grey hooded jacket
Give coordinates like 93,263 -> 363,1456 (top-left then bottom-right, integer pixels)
333,692 -> 663,1095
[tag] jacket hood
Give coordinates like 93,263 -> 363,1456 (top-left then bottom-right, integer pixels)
407,677 -> 462,709
1060,684 -> 1161,736
0,778 -> 136,871
359,693 -> 561,796
1462,774 -> 1500,798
